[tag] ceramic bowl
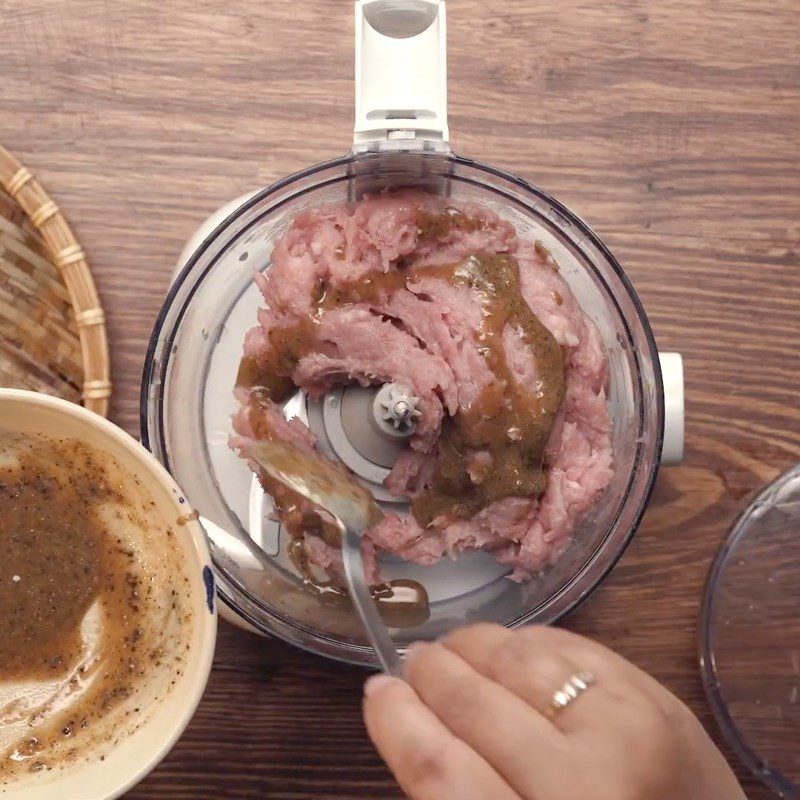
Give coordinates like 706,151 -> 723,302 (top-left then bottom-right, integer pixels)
0,390 -> 216,800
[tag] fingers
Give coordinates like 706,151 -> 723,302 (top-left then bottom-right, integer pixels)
441,624 -> 584,716
363,674 -> 521,800
441,624 -> 645,734
403,641 -> 569,798
366,625 -> 657,800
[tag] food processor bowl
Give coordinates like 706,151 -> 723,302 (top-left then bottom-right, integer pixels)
141,0 -> 678,665
141,150 -> 666,663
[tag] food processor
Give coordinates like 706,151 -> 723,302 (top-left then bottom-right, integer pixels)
141,0 -> 685,666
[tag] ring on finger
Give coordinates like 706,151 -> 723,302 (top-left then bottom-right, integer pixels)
545,669 -> 596,718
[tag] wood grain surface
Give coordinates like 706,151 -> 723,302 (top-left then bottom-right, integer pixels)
2,0 -> 798,797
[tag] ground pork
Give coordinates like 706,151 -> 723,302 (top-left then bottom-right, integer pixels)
231,190 -> 613,583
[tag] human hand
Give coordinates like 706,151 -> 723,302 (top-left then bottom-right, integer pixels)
363,624 -> 744,800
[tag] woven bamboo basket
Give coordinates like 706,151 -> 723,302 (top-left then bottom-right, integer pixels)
0,145 -> 110,416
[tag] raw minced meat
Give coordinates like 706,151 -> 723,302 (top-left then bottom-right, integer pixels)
231,190 -> 613,583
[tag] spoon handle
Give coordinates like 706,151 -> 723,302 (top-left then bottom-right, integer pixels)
341,523 -> 403,677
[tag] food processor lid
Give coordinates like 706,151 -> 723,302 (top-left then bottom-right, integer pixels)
700,465 -> 800,798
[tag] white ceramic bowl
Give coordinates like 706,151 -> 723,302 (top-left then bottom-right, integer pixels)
0,390 -> 217,800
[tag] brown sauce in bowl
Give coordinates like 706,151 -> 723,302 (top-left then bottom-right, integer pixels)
1,449 -> 112,680
0,433 -> 193,779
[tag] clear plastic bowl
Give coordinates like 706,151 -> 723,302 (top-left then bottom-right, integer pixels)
141,151 -> 664,666
700,465 -> 800,798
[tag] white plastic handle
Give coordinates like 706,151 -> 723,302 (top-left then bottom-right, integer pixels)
659,352 -> 684,466
354,0 -> 449,147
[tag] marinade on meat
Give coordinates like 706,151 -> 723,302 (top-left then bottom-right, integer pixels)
231,190 -> 613,585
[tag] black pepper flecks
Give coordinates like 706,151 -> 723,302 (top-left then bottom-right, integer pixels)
0,433 -> 195,783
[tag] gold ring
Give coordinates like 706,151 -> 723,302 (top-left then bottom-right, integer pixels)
546,670 -> 595,717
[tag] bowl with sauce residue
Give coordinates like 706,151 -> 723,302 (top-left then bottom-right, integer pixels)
0,389 -> 216,800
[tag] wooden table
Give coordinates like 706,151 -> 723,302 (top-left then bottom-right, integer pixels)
3,0 -> 798,796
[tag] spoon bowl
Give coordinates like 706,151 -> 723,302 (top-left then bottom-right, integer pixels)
248,439 -> 404,675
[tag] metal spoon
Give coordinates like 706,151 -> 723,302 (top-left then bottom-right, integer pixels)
247,439 -> 403,676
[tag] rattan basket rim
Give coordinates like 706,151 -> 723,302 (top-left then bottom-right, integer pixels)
0,144 -> 110,416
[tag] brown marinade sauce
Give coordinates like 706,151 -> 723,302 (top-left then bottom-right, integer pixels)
0,434 -> 175,777
287,539 -> 430,628
415,206 -> 481,239
236,315 -> 318,404
237,205 -> 565,529
412,252 -> 565,525
252,442 -> 431,627
0,446 -> 118,679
